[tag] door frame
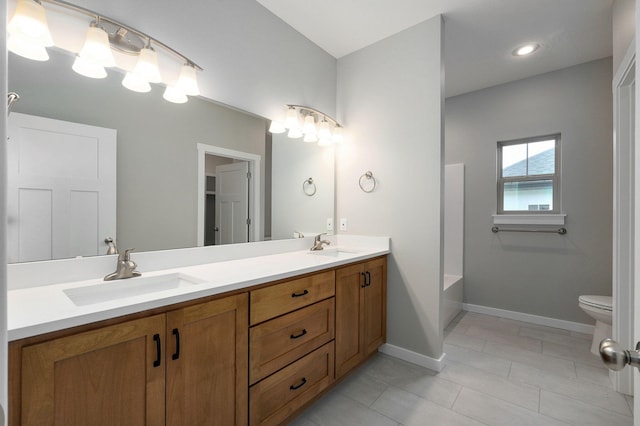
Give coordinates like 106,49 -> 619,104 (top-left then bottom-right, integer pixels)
613,40 -> 635,396
196,143 -> 261,245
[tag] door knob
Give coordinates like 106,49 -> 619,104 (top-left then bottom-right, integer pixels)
599,338 -> 640,371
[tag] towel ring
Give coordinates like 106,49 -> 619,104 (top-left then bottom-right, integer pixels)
359,171 -> 376,193
303,177 -> 316,196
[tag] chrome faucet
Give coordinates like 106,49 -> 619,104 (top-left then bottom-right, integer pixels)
104,249 -> 141,281
310,234 -> 331,251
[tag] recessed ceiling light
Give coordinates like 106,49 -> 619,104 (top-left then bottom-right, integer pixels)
512,43 -> 540,57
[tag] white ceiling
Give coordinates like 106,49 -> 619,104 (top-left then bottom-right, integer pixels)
256,0 -> 614,97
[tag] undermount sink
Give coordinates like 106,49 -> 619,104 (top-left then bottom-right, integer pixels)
308,248 -> 359,257
63,273 -> 206,306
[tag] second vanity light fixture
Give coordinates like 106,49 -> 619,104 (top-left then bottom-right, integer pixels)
7,0 -> 202,104
269,105 -> 345,146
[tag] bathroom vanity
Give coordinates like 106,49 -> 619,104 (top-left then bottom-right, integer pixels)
7,236 -> 388,426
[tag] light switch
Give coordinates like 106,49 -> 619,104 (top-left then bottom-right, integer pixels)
326,218 -> 334,231
340,218 -> 348,231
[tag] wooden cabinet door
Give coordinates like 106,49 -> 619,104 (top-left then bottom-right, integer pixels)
363,257 -> 387,356
335,262 -> 365,378
166,294 -> 248,426
20,315 -> 166,426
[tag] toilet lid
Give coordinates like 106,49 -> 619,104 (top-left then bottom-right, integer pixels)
579,295 -> 612,311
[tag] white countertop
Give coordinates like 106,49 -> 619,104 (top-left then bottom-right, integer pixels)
9,237 -> 389,341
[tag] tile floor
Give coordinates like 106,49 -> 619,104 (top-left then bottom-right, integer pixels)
290,311 -> 634,425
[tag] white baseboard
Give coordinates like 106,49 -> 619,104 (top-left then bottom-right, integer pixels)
463,303 -> 595,335
379,343 -> 446,372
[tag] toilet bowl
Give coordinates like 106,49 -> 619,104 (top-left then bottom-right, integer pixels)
578,295 -> 612,356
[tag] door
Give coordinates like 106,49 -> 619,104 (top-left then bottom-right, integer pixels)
20,315 -> 165,426
7,113 -> 116,262
335,262 -> 365,378
363,258 -> 387,355
165,294 -> 248,426
215,161 -> 250,245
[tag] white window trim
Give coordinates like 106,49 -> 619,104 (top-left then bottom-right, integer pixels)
492,213 -> 566,226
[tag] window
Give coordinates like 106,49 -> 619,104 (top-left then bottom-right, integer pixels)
497,134 -> 560,214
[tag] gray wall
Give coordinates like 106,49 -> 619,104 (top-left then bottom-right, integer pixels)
445,58 -> 613,324
337,17 -> 444,359
9,50 -> 266,253
612,0 -> 635,76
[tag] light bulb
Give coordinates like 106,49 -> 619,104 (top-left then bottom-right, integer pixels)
331,126 -> 344,143
269,121 -> 286,133
122,71 -> 151,93
8,0 -> 54,47
132,47 -> 162,83
163,85 -> 188,103
318,120 -> 332,139
302,115 -> 317,135
8,32 -> 49,61
72,55 -> 107,79
177,64 -> 200,96
303,132 -> 318,143
284,107 -> 299,129
77,25 -> 116,68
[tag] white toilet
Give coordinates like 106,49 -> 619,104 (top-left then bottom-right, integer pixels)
578,295 -> 612,355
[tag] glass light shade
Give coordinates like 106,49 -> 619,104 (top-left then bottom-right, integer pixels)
284,108 -> 299,129
8,33 -> 49,61
331,126 -> 344,143
268,120 -> 286,133
122,71 -> 151,93
78,26 -> 116,68
163,85 -> 188,104
288,127 -> 303,139
318,137 -> 334,147
72,55 -> 107,79
132,47 -> 162,83
8,0 -> 54,47
176,64 -> 200,96
303,132 -> 318,143
318,120 -> 332,139
302,115 -> 317,135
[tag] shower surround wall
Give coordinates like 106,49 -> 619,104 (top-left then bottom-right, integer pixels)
445,58 -> 613,324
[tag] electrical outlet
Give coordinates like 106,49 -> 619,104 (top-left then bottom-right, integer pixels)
339,218 -> 348,231
326,218 -> 334,231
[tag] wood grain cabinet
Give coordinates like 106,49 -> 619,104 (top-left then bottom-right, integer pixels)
335,257 -> 387,378
248,271 -> 336,426
10,293 -> 248,426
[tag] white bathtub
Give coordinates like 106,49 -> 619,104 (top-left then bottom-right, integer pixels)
443,274 -> 463,328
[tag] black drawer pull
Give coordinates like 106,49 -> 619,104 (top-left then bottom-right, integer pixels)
290,329 -> 308,339
172,328 -> 180,360
361,272 -> 367,288
291,289 -> 309,298
289,377 -> 307,391
366,271 -> 372,287
153,333 -> 161,368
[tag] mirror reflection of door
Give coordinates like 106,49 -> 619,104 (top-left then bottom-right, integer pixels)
7,113 -> 116,262
203,154 -> 250,245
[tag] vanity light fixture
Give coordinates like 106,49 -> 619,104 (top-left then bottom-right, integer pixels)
7,0 -> 54,61
270,105 -> 345,146
512,43 -> 540,57
7,0 -> 203,104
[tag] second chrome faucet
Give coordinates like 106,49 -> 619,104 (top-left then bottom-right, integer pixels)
310,234 -> 331,251
104,249 -> 141,281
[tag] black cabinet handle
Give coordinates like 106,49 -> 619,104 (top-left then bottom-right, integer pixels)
172,328 -> 180,360
361,272 -> 367,288
366,271 -> 372,287
291,289 -> 309,298
290,329 -> 308,339
153,333 -> 161,367
289,377 -> 307,390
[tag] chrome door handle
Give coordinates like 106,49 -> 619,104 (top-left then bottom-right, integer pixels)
599,338 -> 640,371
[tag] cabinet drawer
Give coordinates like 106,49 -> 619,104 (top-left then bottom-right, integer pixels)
250,271 -> 335,325
250,298 -> 335,384
249,341 -> 334,426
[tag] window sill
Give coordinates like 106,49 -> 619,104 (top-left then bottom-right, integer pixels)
492,214 -> 566,226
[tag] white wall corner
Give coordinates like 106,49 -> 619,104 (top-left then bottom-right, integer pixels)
379,343 -> 446,372
463,303 -> 595,335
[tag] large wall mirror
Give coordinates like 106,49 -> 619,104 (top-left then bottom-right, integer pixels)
8,48 -> 335,263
